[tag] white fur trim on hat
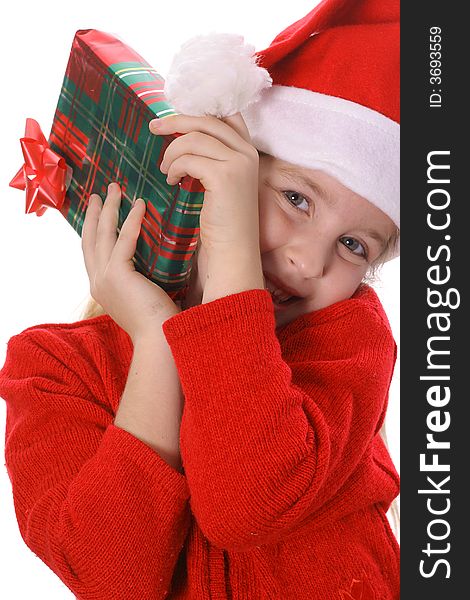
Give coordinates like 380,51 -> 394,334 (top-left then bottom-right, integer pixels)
241,85 -> 400,229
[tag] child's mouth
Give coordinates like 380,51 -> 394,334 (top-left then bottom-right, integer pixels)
270,293 -> 302,308
264,275 -> 303,307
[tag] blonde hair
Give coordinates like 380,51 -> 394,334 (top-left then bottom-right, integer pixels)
74,294 -> 107,321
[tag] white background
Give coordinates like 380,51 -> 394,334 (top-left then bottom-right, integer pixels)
0,1 -> 399,597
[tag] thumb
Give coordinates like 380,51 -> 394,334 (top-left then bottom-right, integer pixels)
221,112 -> 252,143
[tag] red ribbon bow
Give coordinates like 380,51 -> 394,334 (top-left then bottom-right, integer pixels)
9,118 -> 68,216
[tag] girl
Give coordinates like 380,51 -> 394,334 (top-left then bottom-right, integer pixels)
0,1 -> 400,598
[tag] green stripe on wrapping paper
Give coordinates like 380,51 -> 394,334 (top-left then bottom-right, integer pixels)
49,48 -> 203,298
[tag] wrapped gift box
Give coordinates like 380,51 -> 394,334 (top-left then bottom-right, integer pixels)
11,29 -> 205,300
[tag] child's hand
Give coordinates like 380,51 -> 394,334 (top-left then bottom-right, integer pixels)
149,113 -> 260,251
82,183 -> 180,343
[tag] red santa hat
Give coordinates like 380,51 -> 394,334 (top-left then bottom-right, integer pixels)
165,0 -> 400,233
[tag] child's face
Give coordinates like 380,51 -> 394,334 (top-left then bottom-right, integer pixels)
189,154 -> 397,329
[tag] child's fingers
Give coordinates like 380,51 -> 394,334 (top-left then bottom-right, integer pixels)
81,194 -> 102,280
111,198 -> 146,266
160,132 -> 233,173
165,154 -> 209,187
94,183 -> 122,271
221,113 -> 252,144
149,114 -> 252,156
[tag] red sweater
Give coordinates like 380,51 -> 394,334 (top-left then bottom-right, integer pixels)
0,286 -> 399,600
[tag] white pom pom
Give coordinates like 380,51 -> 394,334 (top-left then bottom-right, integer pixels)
164,33 -> 272,118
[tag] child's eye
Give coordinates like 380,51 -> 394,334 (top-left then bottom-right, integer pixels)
282,190 -> 310,213
339,236 -> 368,259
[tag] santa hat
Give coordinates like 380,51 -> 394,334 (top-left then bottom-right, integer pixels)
164,0 -> 400,234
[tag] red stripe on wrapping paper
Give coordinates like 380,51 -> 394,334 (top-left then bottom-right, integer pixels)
132,113 -> 142,145
116,94 -> 145,144
80,135 -> 103,209
126,80 -> 151,143
145,200 -> 200,238
157,247 -> 194,261
132,107 -> 150,145
159,244 -> 197,259
118,101 -> 125,130
135,221 -> 194,286
159,232 -> 198,253
141,94 -> 167,106
144,196 -> 166,227
117,91 -> 136,133
138,222 -> 161,255
137,226 -> 195,266
122,99 -> 145,146
130,80 -> 166,97
158,215 -> 200,237
180,176 -> 205,193
147,200 -> 200,236
56,110 -> 88,145
130,81 -> 167,104
161,226 -> 199,249
139,203 -> 168,259
121,103 -> 131,136
147,229 -> 197,259
127,105 -> 138,141
50,111 -> 89,168
130,76 -> 164,87
135,90 -> 165,97
147,184 -> 182,277
135,224 -> 195,273
130,80 -> 163,89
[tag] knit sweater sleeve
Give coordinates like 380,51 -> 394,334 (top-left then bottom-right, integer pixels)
162,288 -> 397,552
0,327 -> 191,600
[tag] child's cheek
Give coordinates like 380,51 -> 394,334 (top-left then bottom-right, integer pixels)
258,189 -> 289,253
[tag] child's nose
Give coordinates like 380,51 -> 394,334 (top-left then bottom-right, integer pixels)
287,246 -> 327,280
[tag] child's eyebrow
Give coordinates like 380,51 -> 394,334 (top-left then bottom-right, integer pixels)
278,166 -> 333,206
362,228 -> 388,252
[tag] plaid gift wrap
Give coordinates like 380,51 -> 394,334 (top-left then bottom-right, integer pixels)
11,29 -> 205,300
